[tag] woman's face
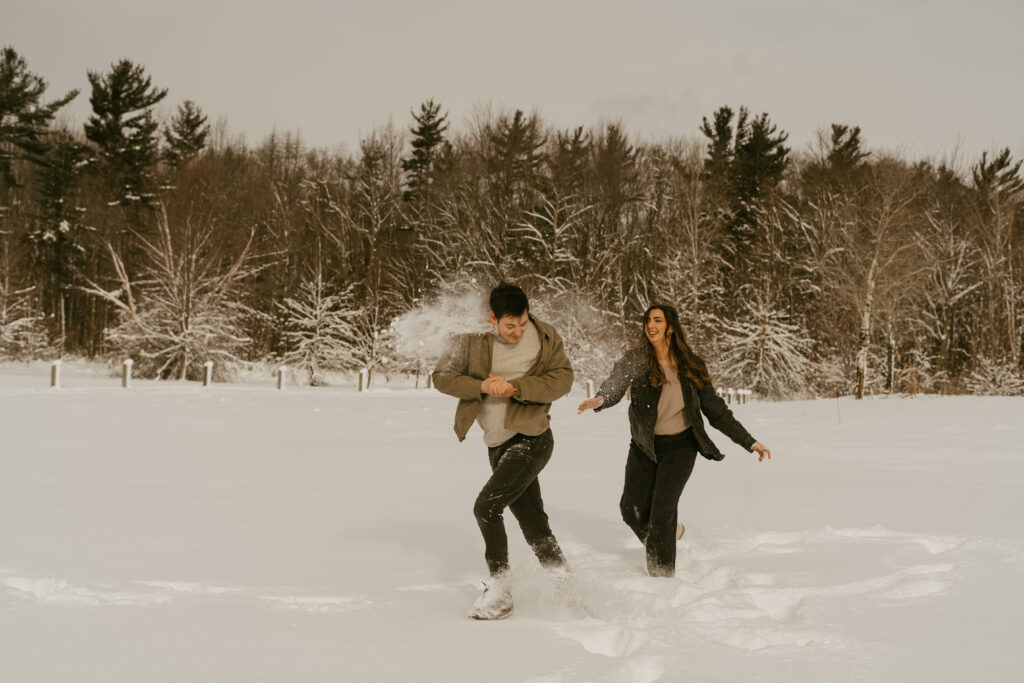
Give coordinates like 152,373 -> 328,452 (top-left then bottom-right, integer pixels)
645,309 -> 669,345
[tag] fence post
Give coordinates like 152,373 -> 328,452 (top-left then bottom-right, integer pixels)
585,379 -> 595,399
358,368 -> 369,392
50,360 -> 61,389
727,387 -> 735,404
203,361 -> 214,387
122,359 -> 133,388
277,367 -> 286,390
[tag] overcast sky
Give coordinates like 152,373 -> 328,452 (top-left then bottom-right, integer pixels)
5,0 -> 1023,164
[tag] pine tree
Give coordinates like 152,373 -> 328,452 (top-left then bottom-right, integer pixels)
401,99 -> 448,203
801,124 -> 870,194
592,123 -> 636,208
825,124 -> 869,174
84,59 -> 168,205
699,105 -> 790,246
488,109 -> 547,206
163,100 -> 210,167
699,106 -> 735,196
549,126 -> 590,195
732,109 -> 790,239
0,46 -> 78,186
26,130 -> 91,342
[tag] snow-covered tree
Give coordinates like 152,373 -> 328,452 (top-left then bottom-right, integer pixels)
277,272 -> 360,385
82,204 -> 258,379
656,140 -> 729,346
968,149 -> 1023,369
713,295 -> 814,399
0,272 -> 48,361
514,193 -> 591,290
912,214 -> 983,388
349,289 -> 388,386
965,356 -> 1024,396
532,287 -> 624,389
815,160 -> 926,399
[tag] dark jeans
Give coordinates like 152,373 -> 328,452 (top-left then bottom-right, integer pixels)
475,429 -> 566,577
620,429 -> 698,577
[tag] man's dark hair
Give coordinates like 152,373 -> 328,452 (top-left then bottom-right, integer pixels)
489,282 -> 529,320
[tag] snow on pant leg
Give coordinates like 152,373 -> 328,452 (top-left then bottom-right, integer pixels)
619,442 -> 658,544
645,430 -> 698,578
475,431 -> 555,577
504,430 -> 566,569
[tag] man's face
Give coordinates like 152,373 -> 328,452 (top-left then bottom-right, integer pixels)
490,310 -> 529,344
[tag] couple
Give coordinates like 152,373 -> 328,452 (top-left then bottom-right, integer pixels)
433,283 -> 770,620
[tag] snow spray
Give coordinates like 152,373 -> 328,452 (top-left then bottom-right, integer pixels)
388,284 -> 491,367
388,281 -> 626,389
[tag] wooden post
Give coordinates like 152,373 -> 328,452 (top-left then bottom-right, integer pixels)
358,368 -> 369,392
203,361 -> 214,387
585,379 -> 595,399
122,359 -> 133,388
726,387 -> 735,404
277,367 -> 286,390
50,360 -> 61,389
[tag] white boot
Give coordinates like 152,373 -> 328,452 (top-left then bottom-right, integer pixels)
469,575 -> 513,620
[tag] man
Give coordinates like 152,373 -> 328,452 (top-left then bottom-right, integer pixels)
432,282 -> 574,620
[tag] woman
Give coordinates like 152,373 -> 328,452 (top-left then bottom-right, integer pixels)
578,304 -> 770,577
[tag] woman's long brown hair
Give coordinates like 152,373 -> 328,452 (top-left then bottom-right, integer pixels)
639,304 -> 711,389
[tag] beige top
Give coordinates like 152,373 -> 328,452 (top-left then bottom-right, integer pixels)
654,362 -> 690,435
477,320 -> 542,446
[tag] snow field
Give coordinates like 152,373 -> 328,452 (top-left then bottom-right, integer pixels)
1,364 -> 1022,682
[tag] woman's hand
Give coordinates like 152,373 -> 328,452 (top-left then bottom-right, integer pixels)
752,441 -> 771,462
577,396 -> 604,413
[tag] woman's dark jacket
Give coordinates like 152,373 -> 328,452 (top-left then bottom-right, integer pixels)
595,347 -> 756,462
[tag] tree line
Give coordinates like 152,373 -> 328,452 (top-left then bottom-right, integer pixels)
2,47 -> 1022,397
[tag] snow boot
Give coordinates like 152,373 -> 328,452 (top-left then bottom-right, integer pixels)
469,576 -> 513,620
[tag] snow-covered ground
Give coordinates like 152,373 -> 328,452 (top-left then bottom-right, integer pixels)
1,363 -> 1022,682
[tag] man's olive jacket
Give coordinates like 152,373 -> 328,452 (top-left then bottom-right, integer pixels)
432,317 -> 574,442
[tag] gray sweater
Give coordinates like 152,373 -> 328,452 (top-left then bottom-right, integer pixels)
476,321 -> 541,446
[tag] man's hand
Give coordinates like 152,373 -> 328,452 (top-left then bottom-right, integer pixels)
482,374 -> 516,397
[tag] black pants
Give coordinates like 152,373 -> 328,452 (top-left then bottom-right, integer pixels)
475,429 -> 566,577
620,429 -> 698,577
